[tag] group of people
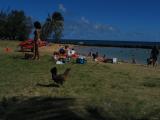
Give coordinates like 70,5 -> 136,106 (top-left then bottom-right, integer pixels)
88,52 -> 118,64
88,47 -> 160,66
52,45 -> 78,64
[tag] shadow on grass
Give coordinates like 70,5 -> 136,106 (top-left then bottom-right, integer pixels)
0,96 -> 159,120
36,83 -> 60,88
86,107 -> 107,120
0,97 -> 84,120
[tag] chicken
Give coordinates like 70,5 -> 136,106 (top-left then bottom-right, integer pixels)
50,67 -> 71,85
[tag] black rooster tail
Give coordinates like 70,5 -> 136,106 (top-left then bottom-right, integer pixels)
50,67 -> 57,76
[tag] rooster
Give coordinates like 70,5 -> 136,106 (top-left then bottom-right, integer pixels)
50,67 -> 71,85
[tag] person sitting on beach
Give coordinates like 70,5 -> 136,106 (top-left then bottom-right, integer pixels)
64,45 -> 73,62
92,53 -> 97,61
92,52 -> 99,61
70,48 -> 79,59
59,47 -> 65,55
67,49 -> 72,57
52,52 -> 59,61
64,45 -> 69,54
92,53 -> 104,62
71,48 -> 76,55
57,47 -> 67,62
64,45 -> 72,58
96,57 -> 105,62
95,54 -> 109,63
102,54 -> 108,63
92,53 -> 117,64
52,52 -> 66,64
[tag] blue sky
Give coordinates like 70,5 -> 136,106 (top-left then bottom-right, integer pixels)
0,0 -> 160,41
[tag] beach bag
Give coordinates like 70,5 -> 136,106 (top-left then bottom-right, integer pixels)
56,61 -> 64,64
76,58 -> 87,64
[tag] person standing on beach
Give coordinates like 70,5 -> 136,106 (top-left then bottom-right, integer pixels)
150,46 -> 159,66
33,21 -> 41,60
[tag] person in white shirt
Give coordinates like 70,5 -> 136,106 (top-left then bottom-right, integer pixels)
71,48 -> 76,55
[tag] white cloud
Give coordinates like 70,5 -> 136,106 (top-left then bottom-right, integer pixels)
94,25 -> 99,29
81,16 -> 89,24
108,26 -> 115,31
64,20 -> 121,40
94,24 -> 118,33
59,4 -> 66,12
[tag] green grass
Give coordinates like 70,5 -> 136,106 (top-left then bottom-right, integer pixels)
0,40 -> 160,120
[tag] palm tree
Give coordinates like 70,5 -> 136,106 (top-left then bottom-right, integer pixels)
52,12 -> 64,43
41,14 -> 53,40
42,12 -> 64,43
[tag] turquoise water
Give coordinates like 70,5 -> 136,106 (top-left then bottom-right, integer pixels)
75,46 -> 160,64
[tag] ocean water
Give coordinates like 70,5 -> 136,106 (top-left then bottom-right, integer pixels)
74,46 -> 160,64
59,39 -> 160,48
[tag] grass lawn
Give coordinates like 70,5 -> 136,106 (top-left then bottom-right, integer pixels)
0,40 -> 160,120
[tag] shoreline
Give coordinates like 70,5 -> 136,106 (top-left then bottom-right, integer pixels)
49,39 -> 160,49
0,39 -> 157,49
